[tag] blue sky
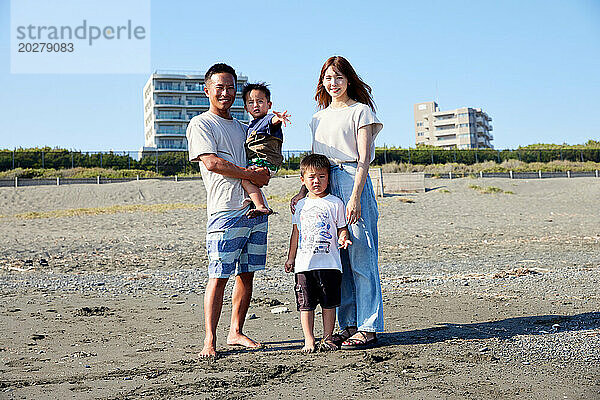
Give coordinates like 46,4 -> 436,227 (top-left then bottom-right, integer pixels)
1,0 -> 599,151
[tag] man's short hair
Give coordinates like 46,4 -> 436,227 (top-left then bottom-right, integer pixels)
242,82 -> 271,105
300,154 -> 331,177
205,63 -> 237,86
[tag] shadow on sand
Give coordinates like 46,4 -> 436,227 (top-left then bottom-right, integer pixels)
222,312 -> 599,355
379,312 -> 600,346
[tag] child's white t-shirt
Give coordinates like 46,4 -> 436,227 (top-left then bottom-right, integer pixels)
292,194 -> 347,273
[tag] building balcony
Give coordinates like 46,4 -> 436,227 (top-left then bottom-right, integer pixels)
155,98 -> 183,105
436,134 -> 457,141
434,128 -> 457,136
185,83 -> 204,92
155,132 -> 186,138
187,99 -> 209,106
155,104 -> 184,109
156,129 -> 187,136
156,114 -> 186,121
154,84 -> 185,92
433,117 -> 456,126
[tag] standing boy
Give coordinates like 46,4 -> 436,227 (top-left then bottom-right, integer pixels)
186,63 -> 271,358
284,154 -> 352,352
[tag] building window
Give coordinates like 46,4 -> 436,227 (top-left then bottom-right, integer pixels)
417,132 -> 424,136
416,121 -> 424,127
231,111 -> 246,120
156,111 -> 183,120
155,82 -> 183,91
186,111 -> 203,120
185,82 -> 204,91
459,123 -> 469,128
156,96 -> 183,105
436,125 -> 455,131
187,97 -> 209,106
158,139 -> 186,149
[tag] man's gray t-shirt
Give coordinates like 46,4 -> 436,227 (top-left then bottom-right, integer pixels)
186,111 -> 250,216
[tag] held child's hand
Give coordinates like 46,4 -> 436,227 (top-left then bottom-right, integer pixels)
338,238 -> 352,249
284,258 -> 295,273
290,192 -> 305,214
272,111 -> 291,127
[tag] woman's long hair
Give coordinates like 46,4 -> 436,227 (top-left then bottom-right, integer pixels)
315,56 -> 376,112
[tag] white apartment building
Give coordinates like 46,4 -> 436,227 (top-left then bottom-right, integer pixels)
141,70 -> 249,155
414,101 -> 493,149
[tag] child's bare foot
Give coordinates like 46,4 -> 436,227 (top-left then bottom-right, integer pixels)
226,333 -> 263,349
318,336 -> 339,352
246,207 -> 274,219
301,338 -> 316,353
199,342 -> 217,358
301,344 -> 316,353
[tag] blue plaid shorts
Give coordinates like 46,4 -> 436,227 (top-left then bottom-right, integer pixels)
206,207 -> 268,279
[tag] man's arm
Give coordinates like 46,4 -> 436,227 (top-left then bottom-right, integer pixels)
198,153 -> 270,187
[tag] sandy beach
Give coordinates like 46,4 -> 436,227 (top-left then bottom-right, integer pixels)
1,176 -> 599,399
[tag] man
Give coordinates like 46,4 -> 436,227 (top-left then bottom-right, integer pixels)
186,63 -> 271,357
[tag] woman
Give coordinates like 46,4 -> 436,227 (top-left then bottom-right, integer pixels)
291,56 -> 383,349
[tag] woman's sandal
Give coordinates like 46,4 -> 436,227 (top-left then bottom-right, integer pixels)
330,327 -> 357,347
340,331 -> 378,350
318,336 -> 339,352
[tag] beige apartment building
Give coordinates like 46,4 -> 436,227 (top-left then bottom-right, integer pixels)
414,101 -> 493,149
141,70 -> 249,156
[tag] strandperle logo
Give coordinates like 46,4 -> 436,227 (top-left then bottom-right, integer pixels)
15,20 -> 146,46
11,0 -> 150,74
17,19 -> 146,46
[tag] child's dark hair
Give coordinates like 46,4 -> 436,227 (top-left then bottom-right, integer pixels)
242,82 -> 271,105
300,154 -> 331,177
205,63 -> 237,85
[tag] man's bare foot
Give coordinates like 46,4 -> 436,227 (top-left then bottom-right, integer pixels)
226,333 -> 262,349
199,343 -> 217,358
246,207 -> 274,219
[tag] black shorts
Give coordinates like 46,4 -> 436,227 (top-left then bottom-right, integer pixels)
294,269 -> 342,311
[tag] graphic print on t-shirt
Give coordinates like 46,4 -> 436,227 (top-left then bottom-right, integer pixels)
299,204 -> 333,255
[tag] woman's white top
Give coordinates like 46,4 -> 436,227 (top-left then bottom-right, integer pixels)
310,102 -> 383,164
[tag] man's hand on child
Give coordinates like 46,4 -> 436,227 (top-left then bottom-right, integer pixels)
272,111 -> 291,127
338,238 -> 352,249
249,167 -> 270,187
284,258 -> 295,273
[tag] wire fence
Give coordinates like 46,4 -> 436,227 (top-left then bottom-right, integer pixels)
1,170 -> 598,188
1,148 -> 599,176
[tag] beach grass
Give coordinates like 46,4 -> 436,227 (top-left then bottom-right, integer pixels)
2,203 -> 206,220
380,159 -> 600,174
468,184 -> 514,194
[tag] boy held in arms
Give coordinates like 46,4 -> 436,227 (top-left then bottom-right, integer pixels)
285,154 -> 352,353
241,83 -> 291,218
